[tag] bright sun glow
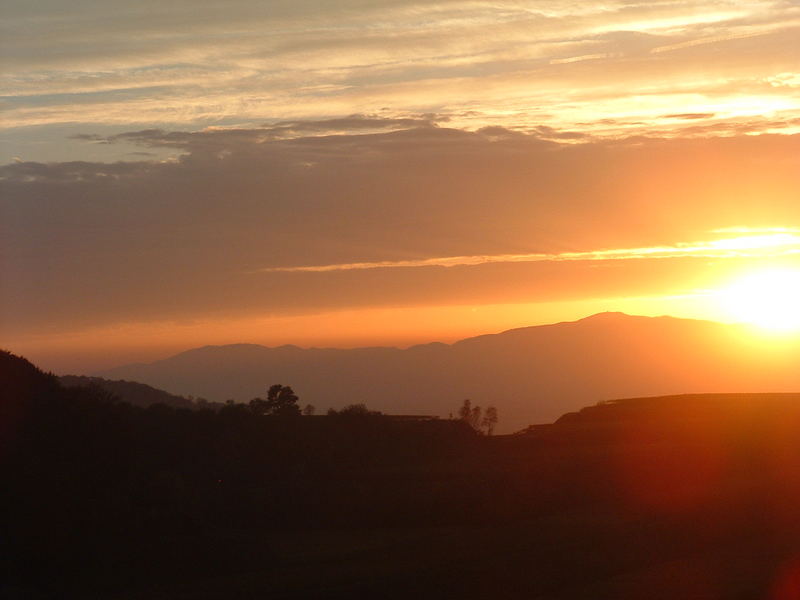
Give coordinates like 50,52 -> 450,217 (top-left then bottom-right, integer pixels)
719,269 -> 800,332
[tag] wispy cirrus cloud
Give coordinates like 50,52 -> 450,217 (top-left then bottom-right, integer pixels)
3,0 -> 800,164
256,234 -> 800,273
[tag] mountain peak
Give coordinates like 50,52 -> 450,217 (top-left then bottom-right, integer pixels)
577,311 -> 632,321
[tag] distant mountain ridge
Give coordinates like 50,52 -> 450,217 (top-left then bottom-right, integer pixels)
101,313 -> 800,432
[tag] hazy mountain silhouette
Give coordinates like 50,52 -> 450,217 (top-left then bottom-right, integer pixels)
101,313 -> 800,432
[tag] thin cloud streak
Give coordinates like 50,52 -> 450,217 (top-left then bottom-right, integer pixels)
257,234 -> 800,273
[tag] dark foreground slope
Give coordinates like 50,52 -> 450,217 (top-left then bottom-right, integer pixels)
5,349 -> 800,599
101,313 -> 800,432
59,375 -> 219,410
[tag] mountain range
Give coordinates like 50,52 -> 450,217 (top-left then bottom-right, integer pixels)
100,312 -> 800,432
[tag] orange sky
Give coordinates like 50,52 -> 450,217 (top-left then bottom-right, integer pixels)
2,1 -> 800,373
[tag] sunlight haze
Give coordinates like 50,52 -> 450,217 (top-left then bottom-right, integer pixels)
2,0 -> 800,373
6,4 -> 800,597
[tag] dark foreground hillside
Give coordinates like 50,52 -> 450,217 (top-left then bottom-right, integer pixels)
58,375 -> 210,410
4,349 -> 800,599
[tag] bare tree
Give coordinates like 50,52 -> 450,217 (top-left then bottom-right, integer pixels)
481,406 -> 498,435
458,399 -> 482,432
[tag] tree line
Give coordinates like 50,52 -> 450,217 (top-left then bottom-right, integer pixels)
457,398 -> 499,435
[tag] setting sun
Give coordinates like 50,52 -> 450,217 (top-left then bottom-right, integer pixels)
719,269 -> 800,332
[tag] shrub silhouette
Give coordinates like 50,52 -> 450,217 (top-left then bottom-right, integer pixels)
328,403 -> 382,417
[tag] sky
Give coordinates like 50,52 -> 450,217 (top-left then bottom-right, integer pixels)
2,0 -> 800,373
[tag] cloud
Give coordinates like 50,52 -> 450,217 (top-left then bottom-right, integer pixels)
95,115 -> 443,147
661,113 -> 717,120
256,234 -> 800,273
649,28 -> 780,54
2,0 -> 798,142
711,226 -> 800,234
3,121 -> 800,340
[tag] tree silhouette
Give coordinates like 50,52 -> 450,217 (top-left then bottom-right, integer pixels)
249,384 -> 301,416
458,399 -> 482,431
481,406 -> 498,435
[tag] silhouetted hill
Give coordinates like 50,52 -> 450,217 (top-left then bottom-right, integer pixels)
518,391 -> 800,443
1,350 -> 61,452
101,313 -> 800,432
7,349 -> 800,599
58,375 -> 214,410
1,348 -> 59,397
554,392 -> 800,426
